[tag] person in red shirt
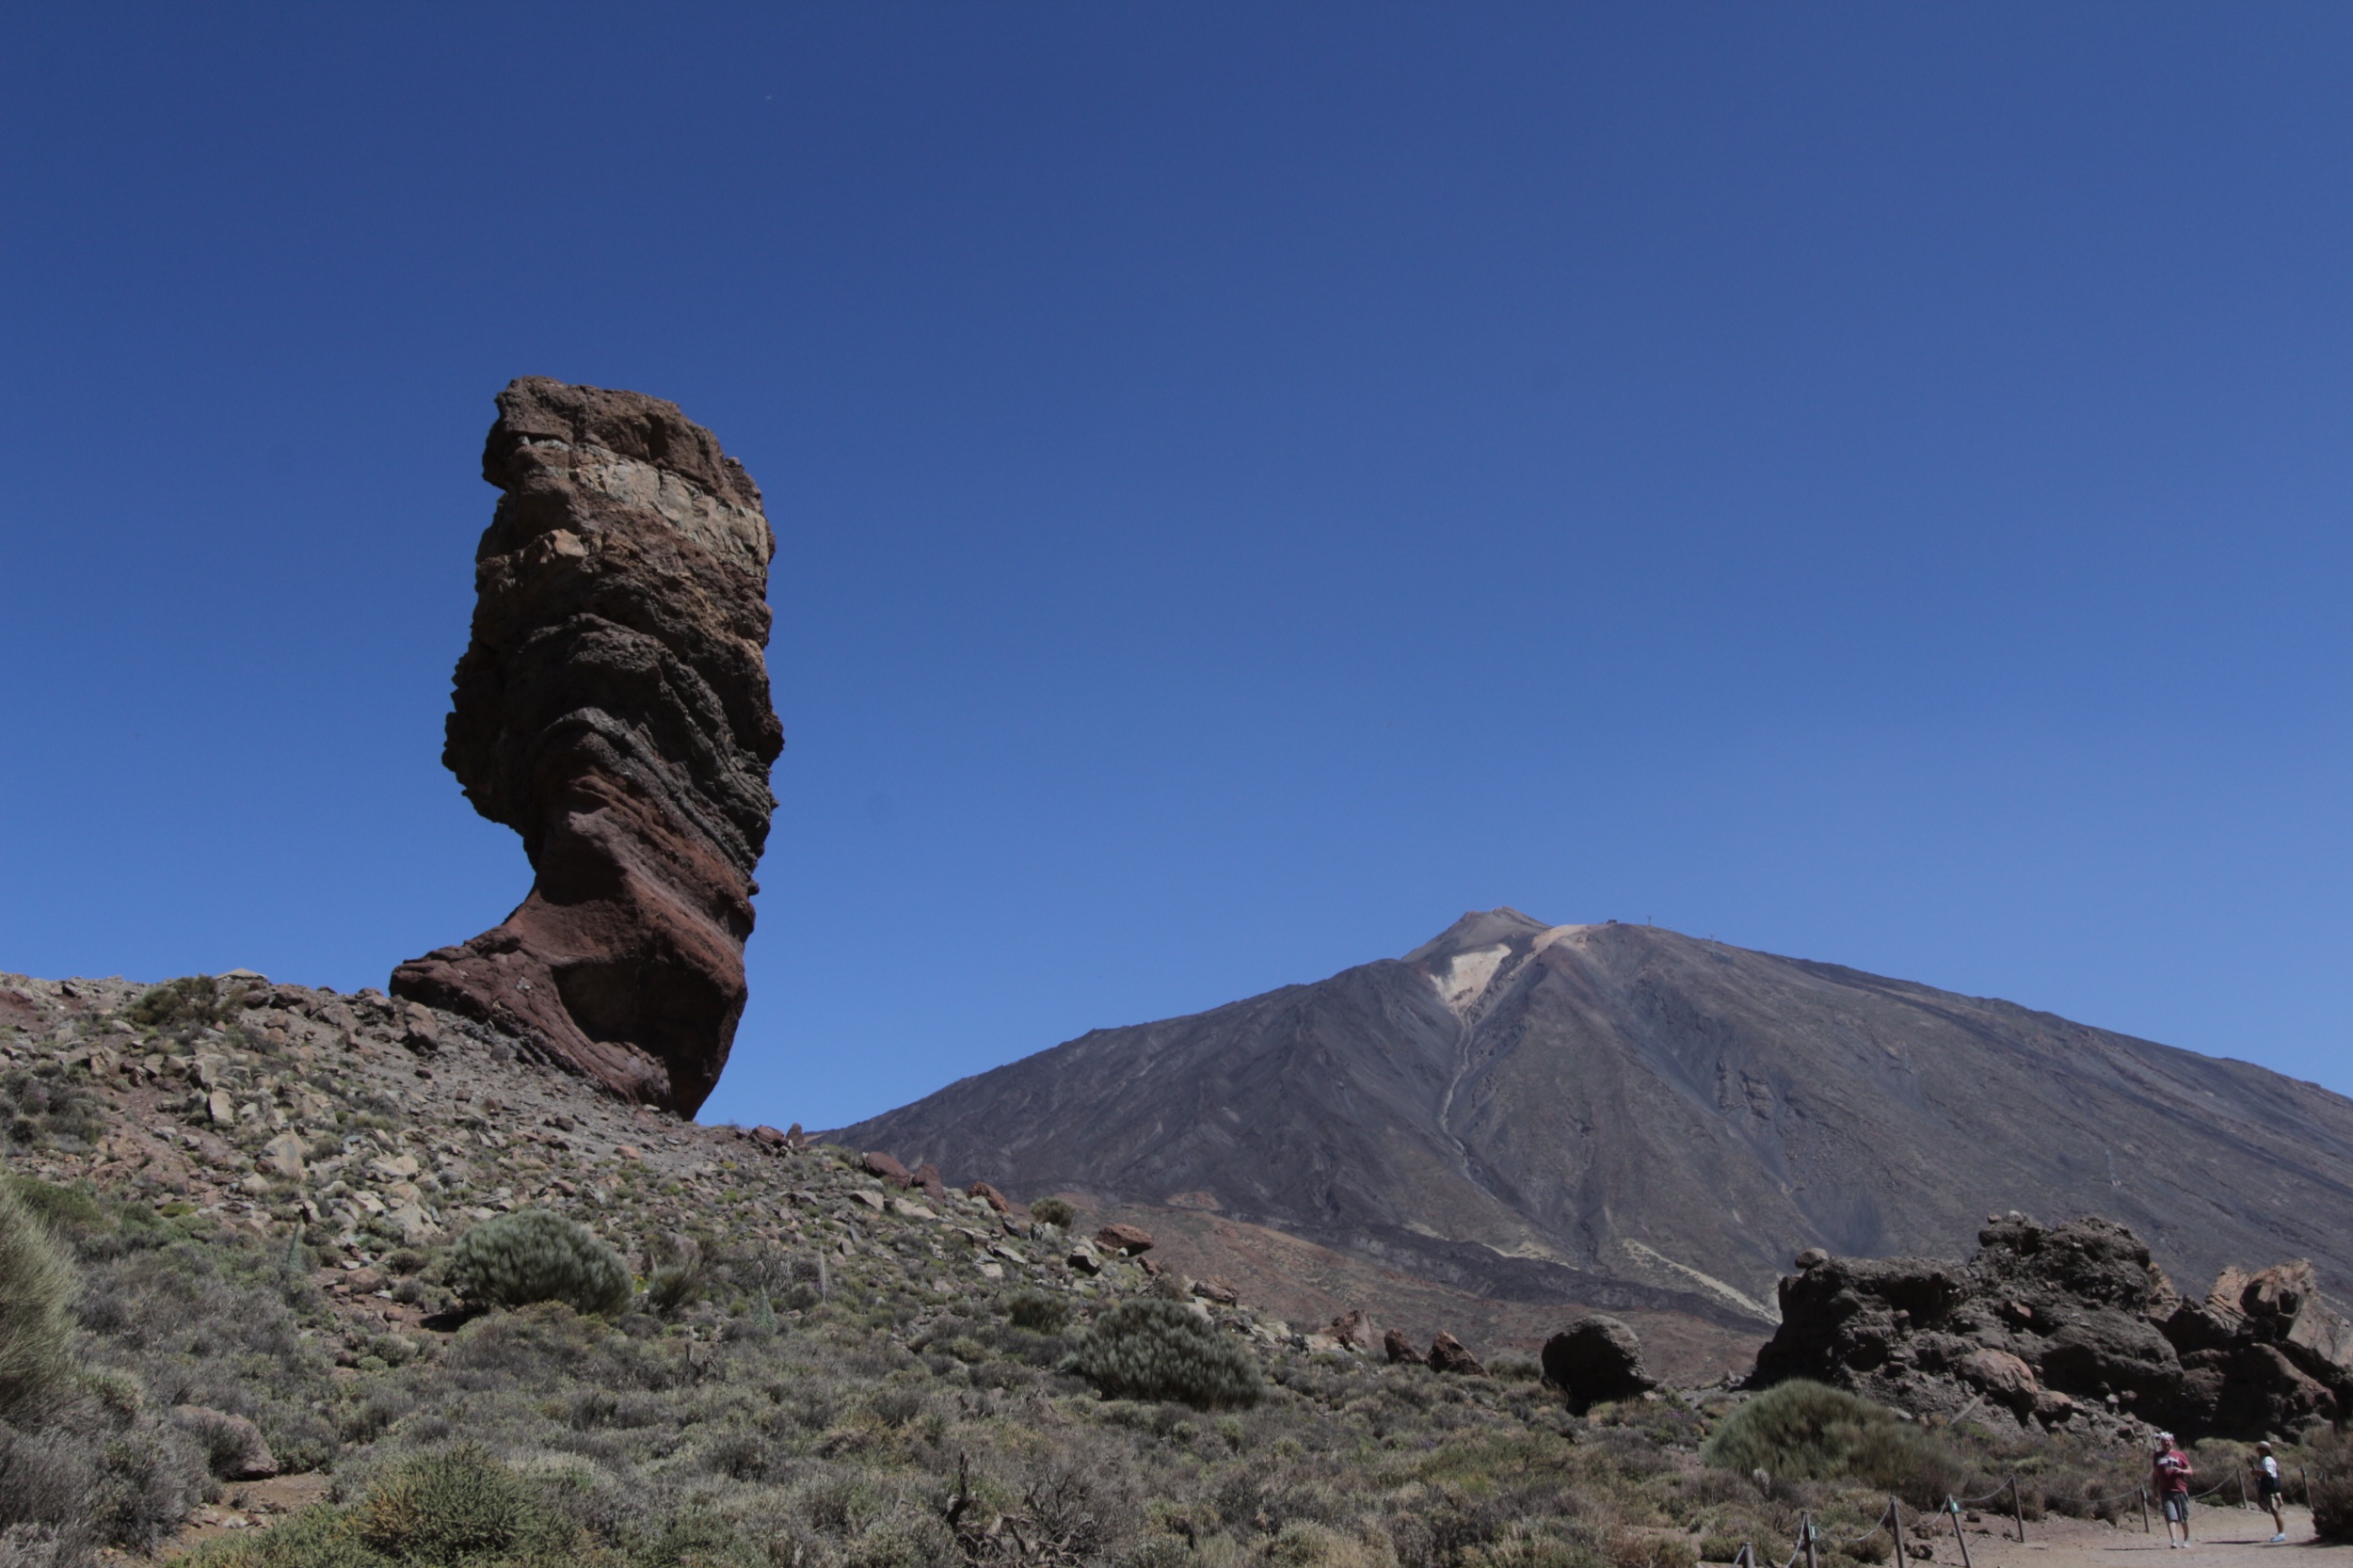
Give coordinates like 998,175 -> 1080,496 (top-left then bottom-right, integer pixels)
2153,1433 -> 2195,1549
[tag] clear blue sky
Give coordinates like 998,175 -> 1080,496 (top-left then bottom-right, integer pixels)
3,6 -> 2348,1131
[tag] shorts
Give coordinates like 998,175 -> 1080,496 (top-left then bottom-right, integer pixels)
2258,1479 -> 2282,1500
2161,1494 -> 2189,1525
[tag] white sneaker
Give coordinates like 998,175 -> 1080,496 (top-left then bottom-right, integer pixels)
2271,1536 -> 2286,1545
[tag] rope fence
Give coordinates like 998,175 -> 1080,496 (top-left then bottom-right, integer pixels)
1721,1464 -> 2294,1568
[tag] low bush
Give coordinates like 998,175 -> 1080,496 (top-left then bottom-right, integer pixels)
1701,1383 -> 1965,1508
126,977 -> 229,1032
1007,1290 -> 1072,1333
1030,1198 -> 1075,1228
0,1069 -> 104,1155
2310,1427 -> 2353,1542
1078,1300 -> 1262,1410
353,1445 -> 552,1566
447,1210 -> 631,1318
0,1181 -> 76,1423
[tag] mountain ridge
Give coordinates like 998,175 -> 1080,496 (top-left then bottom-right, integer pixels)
834,910 -> 2353,1333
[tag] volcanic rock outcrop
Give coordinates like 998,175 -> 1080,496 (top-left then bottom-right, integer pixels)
392,378 -> 781,1115
1542,1315 -> 1657,1412
1753,1213 -> 2353,1439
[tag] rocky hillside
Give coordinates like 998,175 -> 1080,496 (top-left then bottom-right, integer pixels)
834,909 -> 2353,1338
5,965 -> 2286,1568
0,965 -> 1922,1568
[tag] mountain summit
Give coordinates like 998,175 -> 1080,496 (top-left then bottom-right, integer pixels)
835,911 -> 2353,1331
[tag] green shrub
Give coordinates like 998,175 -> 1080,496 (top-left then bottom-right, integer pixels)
2311,1428 -> 2353,1542
177,1504 -> 388,1568
1077,1300 -> 1261,1410
448,1210 -> 630,1317
1007,1290 -> 1072,1333
0,1067 -> 104,1152
0,1180 -> 78,1423
1030,1198 -> 1075,1228
354,1445 -> 547,1566
5,1179 -> 106,1243
1701,1382 -> 1964,1508
127,976 -> 229,1031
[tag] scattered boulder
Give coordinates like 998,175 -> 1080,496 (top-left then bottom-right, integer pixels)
1752,1212 -> 2353,1438
1795,1247 -> 1831,1271
1384,1328 -> 1426,1366
1959,1348 -> 2040,1411
750,1126 -> 788,1149
967,1181 -> 1012,1213
1541,1315 -> 1657,1410
1328,1308 -> 1379,1352
391,377 -> 783,1116
1096,1223 -> 1155,1256
260,1131 -> 308,1181
910,1161 -> 948,1203
1429,1331 -> 1485,1376
862,1151 -> 911,1186
1193,1278 -> 1241,1306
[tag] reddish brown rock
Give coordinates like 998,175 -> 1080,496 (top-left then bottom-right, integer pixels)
1194,1278 -> 1241,1307
968,1181 -> 1012,1213
1328,1308 -> 1378,1352
391,378 -> 782,1116
1960,1348 -> 2040,1409
910,1161 -> 948,1202
750,1126 -> 788,1149
862,1151 -> 911,1186
1384,1327 -> 1426,1365
1429,1331 -> 1485,1375
1096,1223 -> 1155,1256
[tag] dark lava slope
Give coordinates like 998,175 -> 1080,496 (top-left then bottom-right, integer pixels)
833,910 -> 2353,1330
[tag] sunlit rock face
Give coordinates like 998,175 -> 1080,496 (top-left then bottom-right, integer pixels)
392,377 -> 781,1115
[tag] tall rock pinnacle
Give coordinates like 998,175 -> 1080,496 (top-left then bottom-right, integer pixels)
392,378 -> 782,1114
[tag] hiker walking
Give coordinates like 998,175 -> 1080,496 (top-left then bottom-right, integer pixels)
2153,1432 -> 2195,1549
2255,1441 -> 2287,1544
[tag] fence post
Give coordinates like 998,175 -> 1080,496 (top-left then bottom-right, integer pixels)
2011,1477 -> 2026,1544
2139,1487 -> 2150,1534
1803,1513 -> 1817,1568
1946,1499 -> 1974,1568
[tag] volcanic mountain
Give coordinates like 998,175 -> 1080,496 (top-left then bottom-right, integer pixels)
835,909 -> 2353,1337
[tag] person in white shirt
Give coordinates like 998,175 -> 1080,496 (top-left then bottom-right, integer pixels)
2255,1441 -> 2286,1544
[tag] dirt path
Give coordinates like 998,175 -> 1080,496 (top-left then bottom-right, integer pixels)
1946,1504 -> 2345,1568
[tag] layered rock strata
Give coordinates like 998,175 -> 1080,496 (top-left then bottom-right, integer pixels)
1753,1213 -> 2353,1439
392,378 -> 781,1115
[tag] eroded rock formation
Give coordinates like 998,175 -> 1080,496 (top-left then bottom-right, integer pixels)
1753,1213 -> 2353,1439
392,378 -> 780,1115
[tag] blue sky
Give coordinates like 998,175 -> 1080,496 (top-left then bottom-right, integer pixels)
3,5 -> 2348,1130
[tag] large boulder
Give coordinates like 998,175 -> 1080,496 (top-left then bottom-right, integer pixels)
1096,1223 -> 1155,1256
1541,1315 -> 1657,1410
392,378 -> 782,1115
1428,1332 -> 1485,1376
